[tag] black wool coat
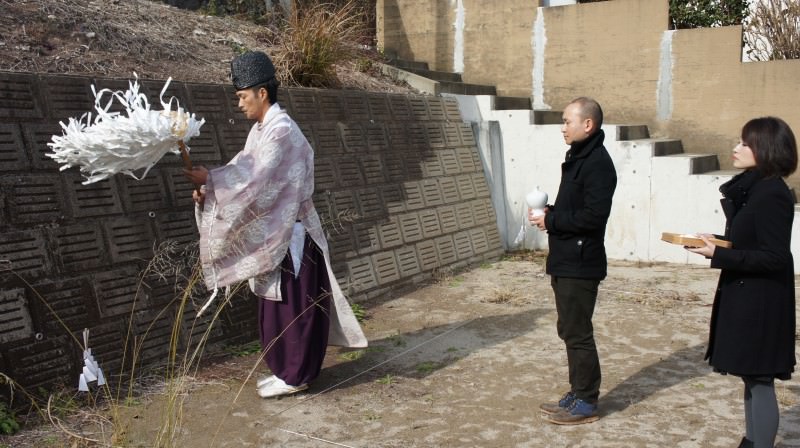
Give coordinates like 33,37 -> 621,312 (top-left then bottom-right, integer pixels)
706,170 -> 796,378
544,130 -> 617,280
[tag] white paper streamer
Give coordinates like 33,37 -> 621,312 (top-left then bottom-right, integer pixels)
48,74 -> 205,184
78,328 -> 106,392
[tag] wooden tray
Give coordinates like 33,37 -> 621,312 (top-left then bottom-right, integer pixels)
661,232 -> 732,248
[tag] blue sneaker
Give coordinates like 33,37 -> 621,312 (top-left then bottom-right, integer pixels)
539,391 -> 576,415
546,398 -> 599,425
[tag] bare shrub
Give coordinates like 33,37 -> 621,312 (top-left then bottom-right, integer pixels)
744,0 -> 800,61
275,0 -> 366,87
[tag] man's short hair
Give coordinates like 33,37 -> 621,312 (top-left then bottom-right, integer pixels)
251,78 -> 280,105
569,97 -> 603,130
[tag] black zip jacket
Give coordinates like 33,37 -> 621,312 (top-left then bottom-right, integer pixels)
544,130 -> 617,279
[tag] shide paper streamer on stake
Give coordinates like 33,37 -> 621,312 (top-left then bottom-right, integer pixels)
78,328 -> 105,392
47,74 -> 205,186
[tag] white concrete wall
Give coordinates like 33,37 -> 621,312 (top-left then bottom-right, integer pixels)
449,93 -> 800,273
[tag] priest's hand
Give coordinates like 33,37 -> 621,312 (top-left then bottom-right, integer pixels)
192,188 -> 206,207
183,166 -> 209,185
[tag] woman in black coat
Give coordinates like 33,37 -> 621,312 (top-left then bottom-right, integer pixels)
688,117 -> 797,448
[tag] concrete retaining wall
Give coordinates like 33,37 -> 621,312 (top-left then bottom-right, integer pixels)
0,72 -> 503,394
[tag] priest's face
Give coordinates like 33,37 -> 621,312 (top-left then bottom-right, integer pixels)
236,87 -> 270,122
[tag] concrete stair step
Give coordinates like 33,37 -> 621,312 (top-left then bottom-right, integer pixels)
663,153 -> 720,174
531,110 -> 562,125
493,96 -> 531,110
616,125 -> 650,141
403,67 -> 463,83
439,81 -> 496,95
388,58 -> 430,72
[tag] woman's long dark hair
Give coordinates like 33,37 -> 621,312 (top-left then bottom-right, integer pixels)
741,116 -> 798,177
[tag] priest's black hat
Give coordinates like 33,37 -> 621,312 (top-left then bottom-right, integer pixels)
230,51 -> 276,90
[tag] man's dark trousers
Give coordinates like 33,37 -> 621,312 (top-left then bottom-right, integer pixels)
551,276 -> 601,404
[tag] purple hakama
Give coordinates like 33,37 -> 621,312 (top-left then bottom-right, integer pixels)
258,234 -> 331,386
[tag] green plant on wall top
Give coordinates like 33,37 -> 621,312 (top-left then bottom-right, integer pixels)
668,0 -> 749,29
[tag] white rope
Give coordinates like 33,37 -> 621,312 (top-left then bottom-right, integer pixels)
277,428 -> 357,448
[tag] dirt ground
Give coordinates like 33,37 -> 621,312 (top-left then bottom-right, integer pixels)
9,254 -> 800,447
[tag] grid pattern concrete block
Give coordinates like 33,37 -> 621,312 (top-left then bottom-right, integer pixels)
486,224 -> 503,249
313,123 -> 344,155
387,94 -> 412,121
276,88 -> 292,115
0,229 -> 49,277
366,123 -> 389,151
0,287 -> 33,344
421,179 -> 444,207
6,337 -> 72,391
384,152 -> 407,182
455,174 -> 477,200
314,156 -> 338,191
398,212 -> 424,244
299,123 -> 314,150
471,198 -> 494,225
288,89 -> 319,122
30,277 -> 96,334
415,239 -> 438,271
131,309 -> 175,368
472,173 -> 491,198
458,123 -> 476,146
407,123 -> 428,147
327,227 -> 355,260
360,154 -> 385,185
438,205 -> 459,234
425,122 -> 446,148
439,177 -> 460,204
421,153 -> 445,178
394,245 -> 421,277
345,256 -> 378,292
214,122 -> 251,161
419,208 -> 442,238
5,174 -> 63,224
164,168 -> 198,209
331,190 -> 358,217
402,181 -> 425,210
385,123 -> 410,149
155,211 -> 198,246
456,205 -> 477,228
185,83 -> 228,122
372,251 -> 401,285
469,228 -> 490,255
377,216 -> 403,249
179,123 -> 220,163
440,150 -> 461,176
353,222 -> 380,254
443,96 -> 463,122
343,91 -> 371,122
337,157 -> 365,188
142,79 -> 191,116
356,188 -> 384,219
118,171 -> 168,213
51,223 -> 107,273
443,123 -> 462,147
318,90 -> 345,121
104,216 -> 156,264
219,291 -> 259,345
40,75 -> 94,121
456,147 -> 478,172
379,184 -> 406,214
64,175 -> 124,218
0,124 -> 28,171
23,123 -> 62,171
427,97 -> 447,121
0,73 -> 43,119
453,230 -> 474,259
408,96 -> 430,121
434,235 -> 457,265
181,305 -> 225,351
340,124 -> 367,153
367,94 -> 392,122
94,266 -> 147,317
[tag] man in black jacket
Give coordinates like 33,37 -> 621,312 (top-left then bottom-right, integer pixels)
530,97 -> 617,425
